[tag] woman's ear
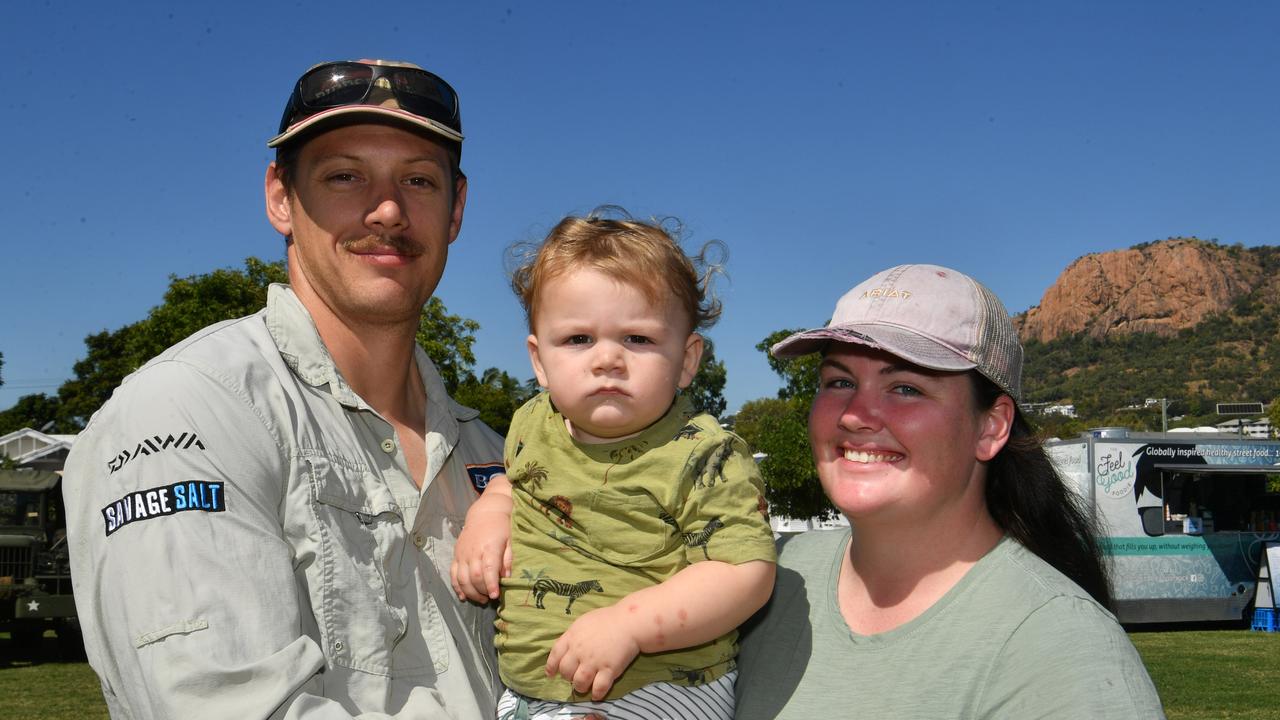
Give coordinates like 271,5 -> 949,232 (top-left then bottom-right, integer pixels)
976,394 -> 1015,462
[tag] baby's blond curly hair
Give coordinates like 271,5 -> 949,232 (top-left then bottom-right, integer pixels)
509,207 -> 725,334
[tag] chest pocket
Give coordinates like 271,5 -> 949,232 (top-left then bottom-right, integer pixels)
305,452 -> 446,677
584,489 -> 678,566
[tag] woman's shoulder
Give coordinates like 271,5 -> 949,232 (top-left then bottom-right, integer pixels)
989,559 -> 1164,716
994,539 -> 1114,616
980,541 -> 1144,673
973,542 -> 1165,717
776,528 -> 849,570
947,540 -> 1126,648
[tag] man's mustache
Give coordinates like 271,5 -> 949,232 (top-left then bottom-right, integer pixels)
340,235 -> 423,256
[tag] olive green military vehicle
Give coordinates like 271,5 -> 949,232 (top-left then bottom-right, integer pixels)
0,468 -> 80,659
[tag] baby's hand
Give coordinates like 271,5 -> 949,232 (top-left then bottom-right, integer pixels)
450,503 -> 512,603
546,605 -> 641,701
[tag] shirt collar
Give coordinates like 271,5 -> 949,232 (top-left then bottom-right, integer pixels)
264,284 -> 471,441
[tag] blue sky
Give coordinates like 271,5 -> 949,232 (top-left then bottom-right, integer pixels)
2,1 -> 1276,416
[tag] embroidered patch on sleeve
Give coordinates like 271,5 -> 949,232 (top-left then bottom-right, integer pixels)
464,463 -> 505,494
101,481 -> 226,537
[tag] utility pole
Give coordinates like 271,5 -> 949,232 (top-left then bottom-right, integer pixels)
1161,398 -> 1168,433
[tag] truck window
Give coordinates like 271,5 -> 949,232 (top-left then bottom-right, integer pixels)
1157,472 -> 1271,533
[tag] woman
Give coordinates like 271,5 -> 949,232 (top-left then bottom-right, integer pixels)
736,264 -> 1164,719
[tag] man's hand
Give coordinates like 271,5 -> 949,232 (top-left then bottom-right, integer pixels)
545,605 -> 641,701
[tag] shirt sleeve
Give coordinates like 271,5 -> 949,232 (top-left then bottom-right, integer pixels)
675,431 -> 777,566
982,596 -> 1166,720
64,360 -> 415,719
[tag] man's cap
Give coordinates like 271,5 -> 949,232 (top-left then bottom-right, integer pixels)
267,59 -> 463,149
771,264 -> 1024,401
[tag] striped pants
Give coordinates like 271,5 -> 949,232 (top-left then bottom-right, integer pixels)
497,671 -> 736,720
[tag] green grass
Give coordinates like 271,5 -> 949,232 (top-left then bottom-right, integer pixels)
0,662 -> 107,719
1130,629 -> 1280,720
0,630 -> 1277,718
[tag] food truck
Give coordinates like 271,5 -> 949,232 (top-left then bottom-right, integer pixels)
1046,428 -> 1280,623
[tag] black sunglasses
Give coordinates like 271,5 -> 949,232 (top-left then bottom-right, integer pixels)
277,61 -> 462,139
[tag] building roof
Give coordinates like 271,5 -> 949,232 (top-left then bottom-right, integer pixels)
0,427 -> 76,466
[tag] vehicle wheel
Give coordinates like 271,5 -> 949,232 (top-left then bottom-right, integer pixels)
10,622 -> 46,661
55,619 -> 86,661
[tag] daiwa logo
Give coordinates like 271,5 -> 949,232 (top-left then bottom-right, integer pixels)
108,432 -> 206,474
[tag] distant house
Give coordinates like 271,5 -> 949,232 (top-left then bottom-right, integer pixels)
0,428 -> 76,471
770,513 -> 849,535
1025,402 -> 1077,418
1043,403 -> 1077,418
1168,418 -> 1273,439
1212,417 -> 1271,439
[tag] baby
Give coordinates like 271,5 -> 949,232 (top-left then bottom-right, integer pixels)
451,212 -> 776,720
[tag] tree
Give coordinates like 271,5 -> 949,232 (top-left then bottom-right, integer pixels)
729,329 -> 833,521
0,350 -> 5,387
4,257 -> 493,432
756,329 -> 821,400
54,258 -> 288,428
416,297 -> 479,394
1030,412 -> 1088,441
734,396 -> 832,520
685,339 -> 727,419
56,324 -> 147,428
133,257 -> 288,362
0,393 -> 67,435
453,368 -> 535,437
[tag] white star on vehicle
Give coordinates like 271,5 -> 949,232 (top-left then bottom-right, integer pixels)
26,600 -> 40,612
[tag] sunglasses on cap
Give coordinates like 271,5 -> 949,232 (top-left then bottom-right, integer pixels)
272,61 -> 462,146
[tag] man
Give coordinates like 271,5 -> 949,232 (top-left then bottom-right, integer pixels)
64,60 -> 504,719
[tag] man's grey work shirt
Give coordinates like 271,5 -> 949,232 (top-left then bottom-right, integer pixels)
64,284 -> 504,719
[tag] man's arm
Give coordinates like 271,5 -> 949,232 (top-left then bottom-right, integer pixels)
65,360 -> 418,719
545,558 -> 776,700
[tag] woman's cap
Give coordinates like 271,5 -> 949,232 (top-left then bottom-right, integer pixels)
770,264 -> 1024,401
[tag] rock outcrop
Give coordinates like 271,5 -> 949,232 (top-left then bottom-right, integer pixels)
1014,238 -> 1263,343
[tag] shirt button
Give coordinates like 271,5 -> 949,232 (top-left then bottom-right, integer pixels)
413,532 -> 426,548
333,640 -> 344,652
380,438 -> 395,453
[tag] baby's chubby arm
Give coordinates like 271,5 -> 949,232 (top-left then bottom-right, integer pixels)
450,474 -> 514,602
546,558 -> 775,700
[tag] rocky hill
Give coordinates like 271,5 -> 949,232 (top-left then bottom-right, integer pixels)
1016,237 -> 1280,429
1015,238 -> 1268,342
